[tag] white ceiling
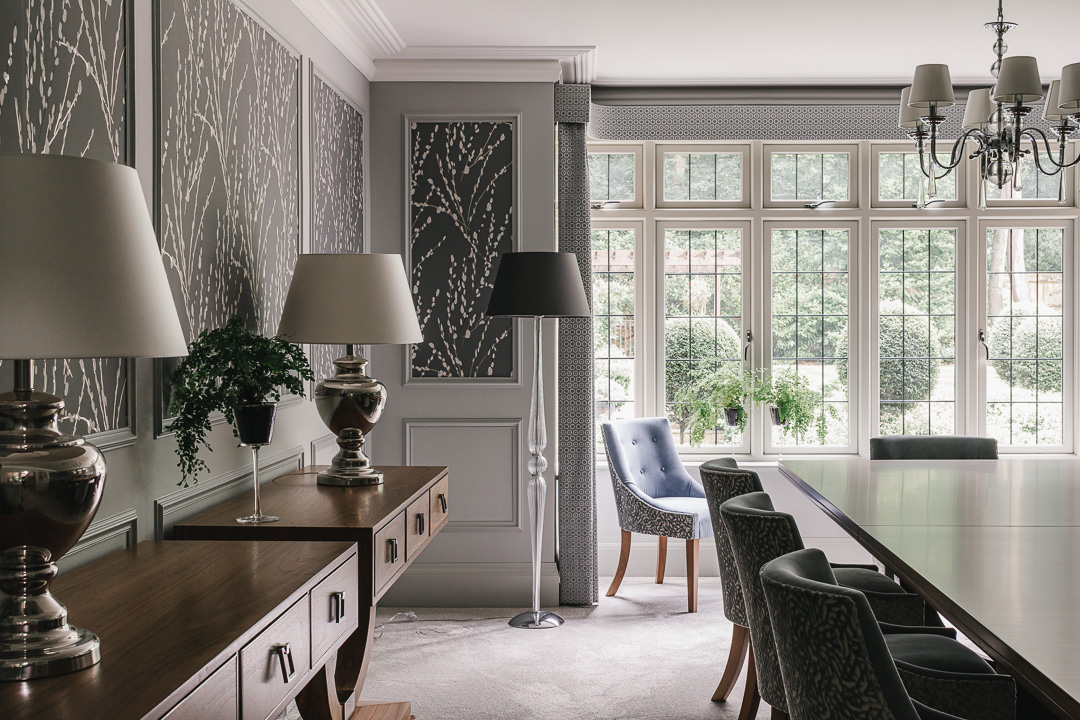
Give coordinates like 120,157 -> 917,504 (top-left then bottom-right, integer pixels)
370,0 -> 1080,86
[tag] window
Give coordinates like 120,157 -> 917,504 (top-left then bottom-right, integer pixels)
592,226 -> 638,441
874,146 -> 962,207
588,145 -> 643,208
656,144 -> 749,207
765,144 -> 858,208
985,143 -> 1069,205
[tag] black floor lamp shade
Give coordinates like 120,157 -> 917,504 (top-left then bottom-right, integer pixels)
485,251 -> 590,318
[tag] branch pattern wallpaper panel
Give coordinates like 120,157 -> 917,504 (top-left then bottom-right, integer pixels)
310,72 -> 364,384
409,120 -> 515,380
156,0 -> 300,419
0,0 -> 131,438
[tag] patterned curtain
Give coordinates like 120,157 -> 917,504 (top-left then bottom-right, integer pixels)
555,84 -> 597,606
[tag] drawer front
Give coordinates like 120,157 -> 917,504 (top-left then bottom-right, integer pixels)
240,597 -> 310,720
431,475 -> 449,532
406,492 -> 430,561
163,656 -> 238,720
374,511 -> 407,594
310,554 -> 359,664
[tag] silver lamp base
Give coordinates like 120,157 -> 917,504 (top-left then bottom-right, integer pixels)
314,355 -> 387,487
509,610 -> 564,630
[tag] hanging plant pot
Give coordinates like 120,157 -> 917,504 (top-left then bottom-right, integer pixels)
770,407 -> 787,427
724,407 -> 741,427
234,402 -> 277,447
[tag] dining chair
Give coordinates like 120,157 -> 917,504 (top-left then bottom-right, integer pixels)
870,436 -> 998,460
723,494 -> 1015,720
762,548 -> 1015,720
601,417 -> 711,613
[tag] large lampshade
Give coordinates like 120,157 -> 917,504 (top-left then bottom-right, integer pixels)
898,87 -> 922,129
992,56 -> 1044,103
963,88 -> 997,129
1058,62 -> 1080,110
486,252 -> 590,318
908,64 -> 955,108
0,154 -> 188,358
1043,80 -> 1068,121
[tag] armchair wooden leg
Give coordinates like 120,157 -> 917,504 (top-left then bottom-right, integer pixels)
737,638 -> 760,720
655,536 -> 667,584
686,538 -> 699,613
712,623 -> 749,702
606,529 -> 632,597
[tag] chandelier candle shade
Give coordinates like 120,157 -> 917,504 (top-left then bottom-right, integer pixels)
486,251 -> 590,630
0,154 -> 188,680
277,254 -> 422,486
901,0 -> 1080,208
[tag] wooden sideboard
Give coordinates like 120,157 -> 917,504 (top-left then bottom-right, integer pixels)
173,465 -> 450,720
0,540 -> 358,720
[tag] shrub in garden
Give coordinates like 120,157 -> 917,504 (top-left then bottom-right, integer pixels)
838,300 -> 940,402
988,303 -> 1062,393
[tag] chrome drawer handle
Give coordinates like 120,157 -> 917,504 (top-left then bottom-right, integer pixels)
388,537 -> 399,564
417,513 -> 425,536
272,643 -> 296,684
438,493 -> 447,513
331,591 -> 347,624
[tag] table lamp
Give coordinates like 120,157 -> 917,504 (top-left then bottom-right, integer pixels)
0,154 -> 188,680
486,251 -> 590,629
277,254 -> 422,486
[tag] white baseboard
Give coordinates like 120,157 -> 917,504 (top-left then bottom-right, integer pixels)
379,562 -> 560,608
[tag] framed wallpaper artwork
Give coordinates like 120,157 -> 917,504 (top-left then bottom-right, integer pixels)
309,69 -> 365,390
0,0 -> 135,446
407,116 -> 518,383
154,0 -> 301,434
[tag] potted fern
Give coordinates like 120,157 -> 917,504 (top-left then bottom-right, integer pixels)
675,362 -> 752,445
754,368 -> 834,444
169,316 -> 314,511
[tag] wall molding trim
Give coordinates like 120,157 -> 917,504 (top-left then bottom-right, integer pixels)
379,561 -> 559,608
374,46 -> 596,83
58,509 -> 138,572
289,0 -> 404,79
153,445 -> 304,540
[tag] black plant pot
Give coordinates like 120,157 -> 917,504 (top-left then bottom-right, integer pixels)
234,403 -> 277,446
724,407 -> 741,427
769,407 -> 787,427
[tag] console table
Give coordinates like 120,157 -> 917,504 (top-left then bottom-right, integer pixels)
173,465 -> 450,720
0,540 -> 358,719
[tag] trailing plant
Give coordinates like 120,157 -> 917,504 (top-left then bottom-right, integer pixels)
675,361 -> 752,445
754,368 -> 836,444
170,316 -> 314,487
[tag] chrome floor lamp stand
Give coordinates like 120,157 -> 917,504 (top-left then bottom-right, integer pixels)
509,318 -> 564,630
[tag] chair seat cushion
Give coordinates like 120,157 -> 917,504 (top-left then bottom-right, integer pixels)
834,567 -> 908,594
885,634 -> 996,675
650,496 -> 713,539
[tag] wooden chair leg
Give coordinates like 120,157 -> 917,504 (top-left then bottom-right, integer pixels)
606,529 -> 631,597
655,536 -> 668,584
686,538 -> 699,613
712,623 -> 749,702
737,638 -> 760,720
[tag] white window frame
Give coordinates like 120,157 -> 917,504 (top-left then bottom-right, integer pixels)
654,143 -> 751,209
587,143 -> 645,210
871,144 -> 967,209
763,143 -> 860,209
983,141 -> 1077,209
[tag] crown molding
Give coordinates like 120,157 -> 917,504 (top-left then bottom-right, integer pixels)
291,0 -> 405,79
374,46 -> 597,83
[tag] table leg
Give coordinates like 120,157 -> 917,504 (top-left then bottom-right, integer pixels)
295,605 -> 377,720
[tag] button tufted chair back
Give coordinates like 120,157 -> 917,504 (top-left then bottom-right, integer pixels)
602,417 -> 699,502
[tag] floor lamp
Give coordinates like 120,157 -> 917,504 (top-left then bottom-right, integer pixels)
486,252 -> 590,629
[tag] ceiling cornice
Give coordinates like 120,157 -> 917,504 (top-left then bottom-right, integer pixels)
374,46 -> 598,83
291,0 -> 405,78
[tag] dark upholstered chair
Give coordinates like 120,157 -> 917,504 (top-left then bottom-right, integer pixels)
720,492 -> 931,719
601,418 -> 712,612
699,459 -> 763,715
870,436 -> 998,460
762,548 -> 1016,720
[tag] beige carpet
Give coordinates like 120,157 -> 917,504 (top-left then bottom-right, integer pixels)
358,577 -> 773,720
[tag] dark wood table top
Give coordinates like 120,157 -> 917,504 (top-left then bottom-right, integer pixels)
780,459 -> 1080,720
173,465 -> 448,542
0,540 -> 356,720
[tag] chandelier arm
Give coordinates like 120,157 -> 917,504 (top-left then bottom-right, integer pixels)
1019,128 -> 1080,172
929,129 -> 980,172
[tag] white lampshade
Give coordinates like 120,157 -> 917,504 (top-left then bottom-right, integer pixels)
963,88 -> 997,129
277,254 -> 423,345
1043,80 -> 1069,121
898,87 -> 922,128
992,56 -> 1044,103
908,64 -> 955,108
1058,62 -> 1080,110
0,154 -> 187,359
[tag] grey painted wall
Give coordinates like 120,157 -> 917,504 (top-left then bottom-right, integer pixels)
369,82 -> 558,606
46,0 -> 371,572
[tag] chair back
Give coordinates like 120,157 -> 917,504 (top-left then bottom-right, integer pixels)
719,492 -> 805,712
870,435 -> 998,460
699,460 -> 763,627
601,418 -> 698,501
761,548 -> 921,720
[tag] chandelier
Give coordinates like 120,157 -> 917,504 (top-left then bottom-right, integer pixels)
900,0 -> 1080,208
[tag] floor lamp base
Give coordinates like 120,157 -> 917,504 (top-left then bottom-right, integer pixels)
509,610 -> 564,630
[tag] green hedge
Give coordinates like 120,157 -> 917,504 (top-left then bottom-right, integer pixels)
988,304 -> 1062,393
839,300 -> 940,402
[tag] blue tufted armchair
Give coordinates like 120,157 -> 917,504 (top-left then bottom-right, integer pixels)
601,417 -> 712,612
